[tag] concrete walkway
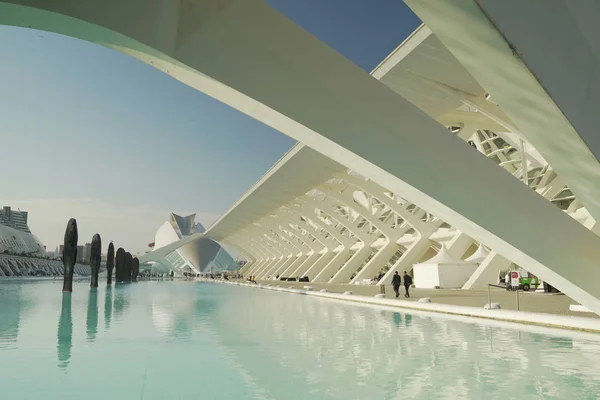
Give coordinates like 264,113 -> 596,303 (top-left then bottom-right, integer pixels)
255,280 -> 599,319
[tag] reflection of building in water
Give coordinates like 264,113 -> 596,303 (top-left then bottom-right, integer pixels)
0,284 -> 24,348
150,284 -> 218,340
112,286 -> 130,321
104,287 -> 113,330
57,294 -> 73,369
209,290 -> 600,399
86,292 -> 98,342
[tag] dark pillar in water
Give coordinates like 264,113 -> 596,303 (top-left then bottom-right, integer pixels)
115,248 -> 125,283
124,252 -> 133,282
132,257 -> 139,282
106,242 -> 115,285
62,219 -> 78,293
89,234 -> 102,289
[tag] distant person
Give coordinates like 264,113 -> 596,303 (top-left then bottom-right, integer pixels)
391,271 -> 401,298
403,271 -> 413,298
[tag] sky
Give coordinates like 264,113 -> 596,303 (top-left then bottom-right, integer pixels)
0,1 -> 420,255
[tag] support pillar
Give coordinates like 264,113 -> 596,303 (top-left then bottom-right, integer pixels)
261,256 -> 295,280
378,236 -> 432,285
256,256 -> 286,280
255,255 -> 286,279
462,251 -> 512,289
287,251 -> 322,278
273,254 -> 307,278
312,248 -> 353,283
302,250 -> 337,280
350,242 -> 400,284
329,245 -> 374,284
446,232 -> 473,260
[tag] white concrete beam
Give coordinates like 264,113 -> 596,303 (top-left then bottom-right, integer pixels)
8,0 -> 600,313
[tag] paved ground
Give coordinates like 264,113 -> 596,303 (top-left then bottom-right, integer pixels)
253,280 -> 600,319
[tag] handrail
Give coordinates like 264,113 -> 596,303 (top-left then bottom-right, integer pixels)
487,283 -> 520,311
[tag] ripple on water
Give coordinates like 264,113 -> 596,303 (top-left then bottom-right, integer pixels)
0,280 -> 600,399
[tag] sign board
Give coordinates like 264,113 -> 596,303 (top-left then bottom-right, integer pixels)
510,271 -> 520,287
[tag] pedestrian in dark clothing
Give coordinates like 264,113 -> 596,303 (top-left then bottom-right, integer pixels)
403,271 -> 413,298
391,271 -> 401,298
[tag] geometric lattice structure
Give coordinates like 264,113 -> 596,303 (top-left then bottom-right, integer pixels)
5,0 -> 600,314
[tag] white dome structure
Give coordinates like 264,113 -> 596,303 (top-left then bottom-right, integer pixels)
142,212 -> 238,276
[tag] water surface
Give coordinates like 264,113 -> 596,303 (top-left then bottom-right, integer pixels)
1,280 -> 600,399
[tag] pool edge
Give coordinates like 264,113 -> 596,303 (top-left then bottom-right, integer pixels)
207,280 -> 600,334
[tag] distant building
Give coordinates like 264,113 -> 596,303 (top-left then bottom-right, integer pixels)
146,212 -> 237,275
77,245 -> 84,262
59,244 -> 85,261
0,206 -> 45,256
84,242 -> 92,262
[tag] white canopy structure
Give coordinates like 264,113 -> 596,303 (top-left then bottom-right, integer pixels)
5,0 -> 600,314
413,245 -> 479,289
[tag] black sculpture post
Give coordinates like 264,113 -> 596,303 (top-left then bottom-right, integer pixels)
89,234 -> 102,289
115,248 -> 125,283
106,242 -> 115,284
124,252 -> 133,282
62,219 -> 78,293
132,257 -> 140,282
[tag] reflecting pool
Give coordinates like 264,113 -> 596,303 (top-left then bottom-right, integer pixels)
1,280 -> 600,399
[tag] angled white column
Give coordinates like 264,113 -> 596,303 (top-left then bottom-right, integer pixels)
222,238 -> 257,270
300,252 -> 336,280
299,196 -> 372,283
258,232 -> 304,279
318,187 -> 391,283
462,251 -> 512,290
256,234 -> 293,279
378,235 -> 433,285
261,228 -> 301,275
276,207 -> 338,278
258,219 -> 308,279
9,0 -> 600,313
293,196 -> 361,281
228,236 -> 268,276
350,242 -> 399,284
336,172 -> 451,283
277,221 -> 321,278
337,174 -> 442,283
248,237 -> 281,278
330,245 -> 374,284
289,200 -> 350,280
445,232 -> 473,260
321,183 -> 413,283
338,173 -> 427,232
313,248 -> 354,283
242,224 -> 292,278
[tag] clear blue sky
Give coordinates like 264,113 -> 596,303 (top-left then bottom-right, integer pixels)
0,1 -> 420,253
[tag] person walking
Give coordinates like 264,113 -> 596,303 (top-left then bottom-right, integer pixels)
391,271 -> 401,298
403,271 -> 413,298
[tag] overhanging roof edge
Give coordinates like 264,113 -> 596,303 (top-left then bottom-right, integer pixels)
371,23 -> 431,80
